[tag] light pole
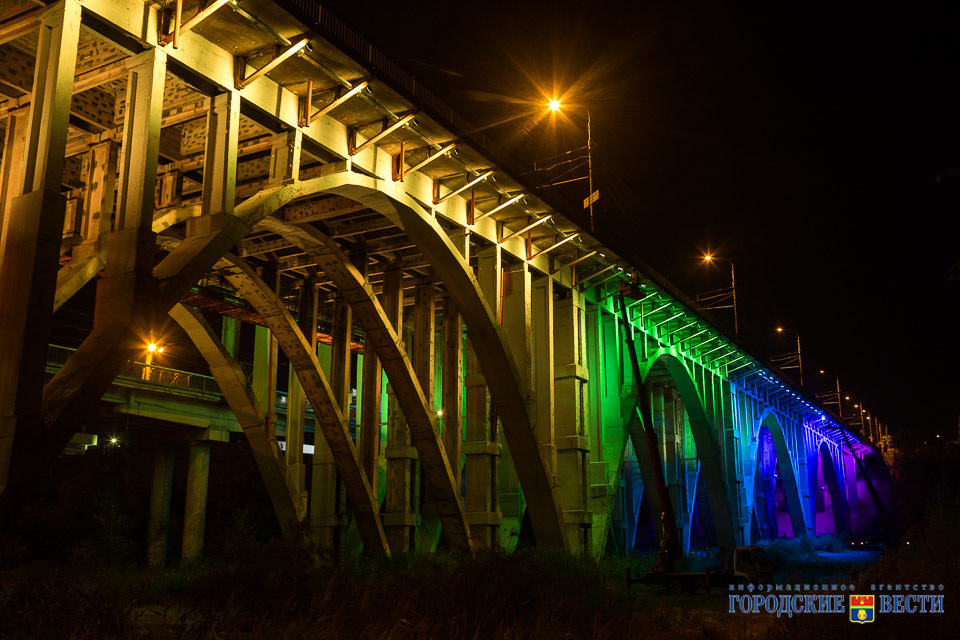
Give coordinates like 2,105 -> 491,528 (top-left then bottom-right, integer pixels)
774,326 -> 803,386
548,99 -> 596,231
701,254 -> 739,334
816,369 -> 845,417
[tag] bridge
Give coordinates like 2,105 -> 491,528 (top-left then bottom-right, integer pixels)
0,0 -> 889,564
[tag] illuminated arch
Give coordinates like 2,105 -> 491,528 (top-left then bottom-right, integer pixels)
636,349 -> 738,551
757,409 -> 809,538
234,172 -> 565,549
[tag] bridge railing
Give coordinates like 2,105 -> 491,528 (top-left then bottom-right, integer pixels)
46,344 -> 222,398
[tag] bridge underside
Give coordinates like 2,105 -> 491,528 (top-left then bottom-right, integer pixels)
0,0 -> 885,561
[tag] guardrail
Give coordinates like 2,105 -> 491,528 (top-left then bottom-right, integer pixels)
46,344 -> 222,398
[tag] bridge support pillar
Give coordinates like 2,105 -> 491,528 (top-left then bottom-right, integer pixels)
182,442 -> 211,561
413,281 -> 441,550
380,264 -> 418,552
442,296 -> 462,491
844,451 -> 859,512
286,279 -> 317,504
311,293 -> 352,551
0,106 -> 29,241
464,248 -> 502,548
554,288 -> 592,552
0,0 -> 80,494
499,263 -> 530,548
359,256 -> 383,492
441,230 -> 468,495
147,448 -> 174,567
253,324 -> 278,439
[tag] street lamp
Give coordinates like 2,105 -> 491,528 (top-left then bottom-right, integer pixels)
547,99 -> 596,231
815,369 -> 845,417
699,254 -> 738,334
773,326 -> 804,386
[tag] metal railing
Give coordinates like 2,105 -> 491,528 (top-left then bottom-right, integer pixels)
46,344 -> 222,398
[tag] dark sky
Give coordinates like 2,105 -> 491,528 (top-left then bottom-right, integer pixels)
323,0 -> 960,437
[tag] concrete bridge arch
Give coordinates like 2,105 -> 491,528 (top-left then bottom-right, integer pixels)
754,409 -> 809,539
629,348 -> 739,553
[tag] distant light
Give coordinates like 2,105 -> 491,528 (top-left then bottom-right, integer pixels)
776,327 -> 784,333
702,254 -> 713,262
147,343 -> 157,352
157,347 -> 164,353
936,434 -> 940,438
845,396 -> 850,400
819,369 -> 825,374
548,98 -> 561,112
436,409 -> 444,417
110,437 -> 118,445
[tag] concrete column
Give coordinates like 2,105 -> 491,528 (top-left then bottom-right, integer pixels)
0,107 -> 29,243
220,316 -> 240,359
311,293 -> 351,551
182,442 -> 211,561
554,289 -> 591,552
286,280 -> 317,501
383,264 -> 418,551
74,140 -> 118,254
844,451 -> 859,511
201,91 -> 239,217
147,449 -> 174,567
414,282 -> 440,550
267,129 -> 302,186
252,324 -> 278,438
464,247 -> 502,548
0,0 -> 81,492
499,263 -> 530,549
359,335 -> 383,491
441,296 -> 463,490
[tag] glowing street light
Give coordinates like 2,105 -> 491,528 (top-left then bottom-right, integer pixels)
816,368 -> 845,417
773,326 -> 804,386
698,254 -> 739,334
546,98 -> 596,231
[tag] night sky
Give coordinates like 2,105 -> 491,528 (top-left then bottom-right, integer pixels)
323,0 -> 959,438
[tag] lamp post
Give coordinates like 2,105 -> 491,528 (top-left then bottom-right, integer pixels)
774,326 -> 803,386
548,99 -> 596,231
700,254 -> 739,334
816,369 -> 845,418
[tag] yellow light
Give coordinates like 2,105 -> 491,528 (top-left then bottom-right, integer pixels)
147,343 -> 157,352
548,98 -> 561,112
776,327 -> 784,333
845,396 -> 850,400
702,254 -> 713,262
436,409 -> 444,418
110,437 -> 118,445
819,369 -> 825,374
157,347 -> 164,353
